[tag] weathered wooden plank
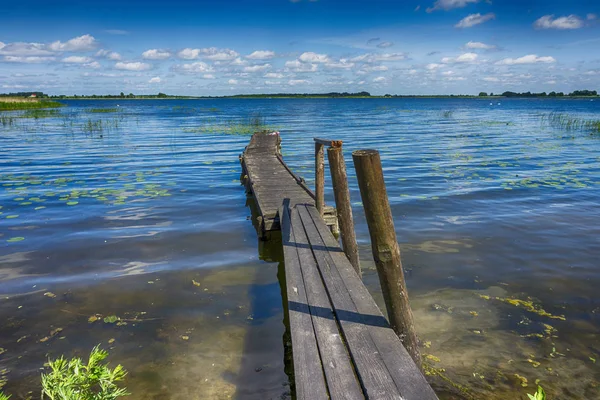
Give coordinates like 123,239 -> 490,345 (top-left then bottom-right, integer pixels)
297,205 -> 403,400
280,205 -> 329,400
303,205 -> 439,400
289,207 -> 364,400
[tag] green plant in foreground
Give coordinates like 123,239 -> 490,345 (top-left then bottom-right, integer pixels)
528,385 -> 546,400
0,391 -> 11,400
41,345 -> 128,400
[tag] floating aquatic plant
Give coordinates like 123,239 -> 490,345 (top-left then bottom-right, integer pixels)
184,113 -> 279,135
478,294 -> 566,320
22,109 -> 61,119
542,112 -> 600,135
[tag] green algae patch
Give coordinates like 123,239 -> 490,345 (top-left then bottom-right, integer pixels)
478,294 -> 566,320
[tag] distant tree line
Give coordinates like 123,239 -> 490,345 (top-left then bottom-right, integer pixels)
46,93 -> 189,99
0,91 -> 48,98
3,90 -> 597,100
228,92 -> 372,98
478,90 -> 597,97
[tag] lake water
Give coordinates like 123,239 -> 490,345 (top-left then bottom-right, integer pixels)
1,98 -> 599,399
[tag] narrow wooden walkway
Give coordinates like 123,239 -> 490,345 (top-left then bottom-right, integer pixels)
240,133 -> 338,235
281,203 -> 437,400
241,133 -> 438,399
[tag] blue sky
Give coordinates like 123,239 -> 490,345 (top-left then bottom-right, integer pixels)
1,0 -> 599,95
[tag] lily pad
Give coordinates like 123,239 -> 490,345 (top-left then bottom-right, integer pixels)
7,237 -> 25,242
103,315 -> 118,324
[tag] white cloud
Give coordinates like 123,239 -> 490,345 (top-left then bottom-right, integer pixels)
325,59 -> 355,69
427,0 -> 479,13
377,41 -> 394,48
465,41 -> 496,50
442,52 -> 478,63
2,84 -> 28,89
588,14 -> 597,21
351,54 -> 371,62
455,13 -> 496,28
142,49 -> 171,60
264,72 -> 284,79
48,34 -> 97,52
177,47 -> 238,61
228,79 -> 238,85
534,15 -> 584,30
375,53 -> 407,61
285,60 -> 318,72
62,56 -> 93,63
96,49 -> 121,60
426,63 -> 442,70
0,42 -> 54,57
373,76 -> 386,82
351,53 -> 407,63
204,48 -> 239,61
231,57 -> 248,66
246,50 -> 276,60
483,77 -> 499,82
288,79 -> 309,85
442,70 -> 454,76
496,54 -> 556,65
2,56 -> 56,63
83,61 -> 101,69
115,61 -> 152,71
0,42 -> 4,50
546,80 -> 557,84
372,65 -> 388,71
203,74 -> 216,79
173,61 -> 214,74
178,48 -> 201,59
243,63 -> 271,73
446,76 -> 466,81
148,77 -> 161,83
299,52 -> 329,63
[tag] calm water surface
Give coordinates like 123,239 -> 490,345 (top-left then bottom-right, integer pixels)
1,98 -> 599,399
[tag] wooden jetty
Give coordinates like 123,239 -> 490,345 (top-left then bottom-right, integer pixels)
241,133 -> 438,400
240,133 -> 338,236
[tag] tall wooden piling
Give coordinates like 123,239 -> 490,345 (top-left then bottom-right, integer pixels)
352,149 -> 421,366
327,146 -> 361,277
315,142 -> 325,217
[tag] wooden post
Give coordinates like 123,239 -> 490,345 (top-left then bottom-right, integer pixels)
327,146 -> 361,277
315,142 -> 325,217
352,149 -> 421,366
